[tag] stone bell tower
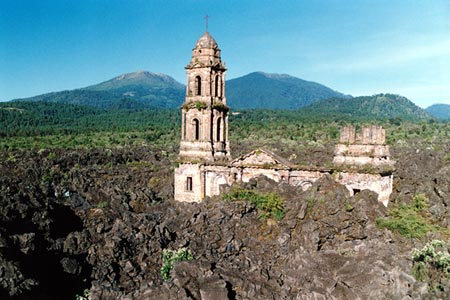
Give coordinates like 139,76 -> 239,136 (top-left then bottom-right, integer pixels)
174,30 -> 231,202
179,31 -> 231,162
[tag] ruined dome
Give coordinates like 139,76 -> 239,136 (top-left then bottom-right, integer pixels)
195,31 -> 218,49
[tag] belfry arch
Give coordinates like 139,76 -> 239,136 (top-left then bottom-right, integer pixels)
215,75 -> 220,97
216,117 -> 222,141
195,76 -> 201,96
192,118 -> 200,140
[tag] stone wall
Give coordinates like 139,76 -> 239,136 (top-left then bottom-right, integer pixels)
175,126 -> 394,206
336,172 -> 393,206
179,141 -> 215,162
174,162 -> 393,206
289,170 -> 324,191
333,126 -> 394,167
203,165 -> 230,198
174,163 -> 203,203
339,125 -> 386,145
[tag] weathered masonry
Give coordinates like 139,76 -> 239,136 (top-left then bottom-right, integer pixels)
178,31 -> 230,162
174,31 -> 395,206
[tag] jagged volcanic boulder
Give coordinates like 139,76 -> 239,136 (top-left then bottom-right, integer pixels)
116,175 -> 432,299
2,144 -> 450,299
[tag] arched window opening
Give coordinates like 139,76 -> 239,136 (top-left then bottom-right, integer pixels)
216,117 -> 222,142
195,76 -> 201,96
193,118 -> 200,140
186,177 -> 193,191
215,75 -> 219,97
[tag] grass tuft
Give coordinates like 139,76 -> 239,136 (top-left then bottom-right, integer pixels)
375,193 -> 436,238
223,187 -> 285,221
160,248 -> 193,281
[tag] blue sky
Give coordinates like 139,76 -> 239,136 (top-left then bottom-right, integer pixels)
1,0 -> 449,107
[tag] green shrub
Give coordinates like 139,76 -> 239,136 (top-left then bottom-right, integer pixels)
445,153 -> 450,162
97,201 -> 109,209
212,101 -> 229,112
182,101 -> 208,111
75,289 -> 89,300
160,248 -> 193,281
223,187 -> 285,221
411,240 -> 450,281
412,261 -> 427,281
413,193 -> 427,211
375,205 -> 434,238
345,202 -> 354,212
47,152 -> 57,160
375,193 -> 436,238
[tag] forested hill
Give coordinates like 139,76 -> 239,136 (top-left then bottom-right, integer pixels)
299,94 -> 433,121
12,71 -> 185,110
83,71 -> 185,109
226,72 -> 351,109
7,71 -> 440,117
9,71 -> 350,111
426,104 -> 450,120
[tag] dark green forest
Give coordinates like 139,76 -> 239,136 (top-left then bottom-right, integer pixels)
1,100 -> 448,153
302,94 -> 432,122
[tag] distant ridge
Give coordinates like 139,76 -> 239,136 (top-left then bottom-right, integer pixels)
10,70 -> 437,120
300,94 -> 432,121
86,71 -> 183,92
9,70 -> 351,111
226,71 -> 351,109
426,104 -> 450,120
12,71 -> 185,109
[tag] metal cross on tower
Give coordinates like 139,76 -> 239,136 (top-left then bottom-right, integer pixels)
205,14 -> 210,32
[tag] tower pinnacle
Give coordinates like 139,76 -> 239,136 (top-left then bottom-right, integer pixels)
205,15 -> 210,32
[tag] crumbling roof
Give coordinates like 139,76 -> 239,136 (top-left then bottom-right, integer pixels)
231,148 -> 293,169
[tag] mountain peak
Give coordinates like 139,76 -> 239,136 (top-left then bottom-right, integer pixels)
86,70 -> 184,93
11,70 -> 352,111
114,70 -> 173,82
252,71 -> 294,79
227,71 -> 350,109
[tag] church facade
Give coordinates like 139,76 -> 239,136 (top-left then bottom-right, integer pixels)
174,31 -> 394,206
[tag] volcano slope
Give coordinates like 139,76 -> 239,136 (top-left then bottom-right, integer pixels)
1,142 -> 450,300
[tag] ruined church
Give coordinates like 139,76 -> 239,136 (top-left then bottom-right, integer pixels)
174,31 -> 394,206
